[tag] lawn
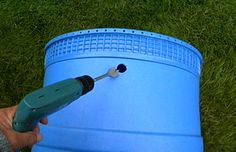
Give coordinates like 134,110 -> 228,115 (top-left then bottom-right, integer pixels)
0,0 -> 235,152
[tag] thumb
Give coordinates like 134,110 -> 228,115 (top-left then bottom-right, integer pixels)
13,131 -> 42,149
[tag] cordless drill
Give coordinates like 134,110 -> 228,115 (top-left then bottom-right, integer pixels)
13,64 -> 127,132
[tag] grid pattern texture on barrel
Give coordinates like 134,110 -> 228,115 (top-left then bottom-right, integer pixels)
45,28 -> 202,75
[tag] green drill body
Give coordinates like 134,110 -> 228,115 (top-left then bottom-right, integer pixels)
13,76 -> 94,132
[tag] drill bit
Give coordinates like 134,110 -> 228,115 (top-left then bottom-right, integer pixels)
94,64 -> 127,82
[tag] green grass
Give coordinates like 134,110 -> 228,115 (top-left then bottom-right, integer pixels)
0,0 -> 235,152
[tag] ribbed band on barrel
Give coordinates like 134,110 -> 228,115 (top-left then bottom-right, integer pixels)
45,28 -> 203,76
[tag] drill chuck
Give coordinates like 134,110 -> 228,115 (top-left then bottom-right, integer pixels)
76,75 -> 94,95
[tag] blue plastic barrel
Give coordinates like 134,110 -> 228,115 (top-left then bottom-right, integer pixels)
33,28 -> 204,152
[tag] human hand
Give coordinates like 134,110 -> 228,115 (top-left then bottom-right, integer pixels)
0,106 -> 48,151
